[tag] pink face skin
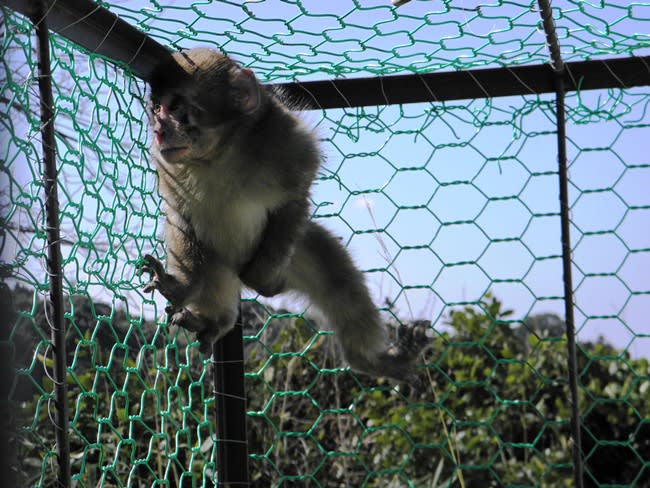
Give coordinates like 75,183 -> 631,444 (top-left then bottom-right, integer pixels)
151,100 -> 192,162
149,93 -> 225,166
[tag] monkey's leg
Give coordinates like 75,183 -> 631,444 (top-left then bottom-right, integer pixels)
179,264 -> 241,356
240,198 -> 310,297
285,221 -> 431,383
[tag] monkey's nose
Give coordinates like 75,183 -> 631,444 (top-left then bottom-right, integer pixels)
154,130 -> 165,146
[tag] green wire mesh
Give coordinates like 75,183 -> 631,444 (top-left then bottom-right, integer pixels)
1,1 -> 649,487
104,0 -> 649,79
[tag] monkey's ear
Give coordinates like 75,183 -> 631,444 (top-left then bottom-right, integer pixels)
230,67 -> 260,115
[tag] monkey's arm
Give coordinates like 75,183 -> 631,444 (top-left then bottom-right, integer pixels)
138,215 -> 204,307
240,197 -> 309,297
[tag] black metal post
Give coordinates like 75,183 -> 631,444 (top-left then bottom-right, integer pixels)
212,304 -> 250,486
555,81 -> 585,488
32,1 -> 71,487
537,1 -> 584,487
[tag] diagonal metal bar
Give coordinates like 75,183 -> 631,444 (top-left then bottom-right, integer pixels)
2,0 -> 649,108
31,1 -> 71,486
536,1 -> 584,487
1,0 -> 175,81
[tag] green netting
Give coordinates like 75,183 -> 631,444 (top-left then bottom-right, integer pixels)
102,0 -> 649,79
1,1 -> 649,487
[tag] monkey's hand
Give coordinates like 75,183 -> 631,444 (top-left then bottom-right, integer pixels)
239,255 -> 287,297
138,254 -> 189,306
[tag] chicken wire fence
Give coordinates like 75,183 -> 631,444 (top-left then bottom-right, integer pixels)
1,0 -> 649,487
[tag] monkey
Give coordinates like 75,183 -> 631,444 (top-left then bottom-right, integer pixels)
139,47 -> 430,382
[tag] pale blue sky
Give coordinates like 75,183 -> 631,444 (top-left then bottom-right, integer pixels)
3,0 -> 649,357
102,0 -> 650,354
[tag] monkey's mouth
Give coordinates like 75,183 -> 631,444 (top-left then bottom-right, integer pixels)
159,146 -> 190,157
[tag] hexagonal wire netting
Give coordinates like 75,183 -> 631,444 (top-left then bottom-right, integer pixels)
1,1 -> 649,487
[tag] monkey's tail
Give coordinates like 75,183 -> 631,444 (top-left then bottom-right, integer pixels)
285,221 -> 388,373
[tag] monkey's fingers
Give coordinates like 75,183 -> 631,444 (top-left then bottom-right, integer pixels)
169,308 -> 206,333
138,254 -> 172,295
139,272 -> 158,291
165,304 -> 181,316
142,275 -> 164,294
142,282 -> 156,294
138,254 -> 165,277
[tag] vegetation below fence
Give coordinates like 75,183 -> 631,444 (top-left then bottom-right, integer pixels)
6,286 -> 649,487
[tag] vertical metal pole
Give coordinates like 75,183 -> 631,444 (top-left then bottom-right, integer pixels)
555,78 -> 585,488
537,1 -> 584,487
32,2 -> 71,486
212,302 -> 250,486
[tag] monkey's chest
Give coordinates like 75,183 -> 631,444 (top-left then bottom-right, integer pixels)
190,198 -> 268,265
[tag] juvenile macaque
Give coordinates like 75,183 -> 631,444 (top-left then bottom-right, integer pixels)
140,48 -> 430,382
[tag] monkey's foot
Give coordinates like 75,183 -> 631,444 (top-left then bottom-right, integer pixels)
386,320 -> 431,360
376,321 -> 432,385
166,307 -> 206,333
138,254 -> 187,305
165,306 -> 234,357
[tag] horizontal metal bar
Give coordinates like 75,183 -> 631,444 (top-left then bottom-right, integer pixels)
3,0 -> 649,107
281,55 -> 650,109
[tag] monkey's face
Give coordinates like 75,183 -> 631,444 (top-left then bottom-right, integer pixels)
147,90 -> 217,164
148,48 -> 262,165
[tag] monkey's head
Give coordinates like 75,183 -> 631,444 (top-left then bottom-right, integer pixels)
148,48 -> 263,164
